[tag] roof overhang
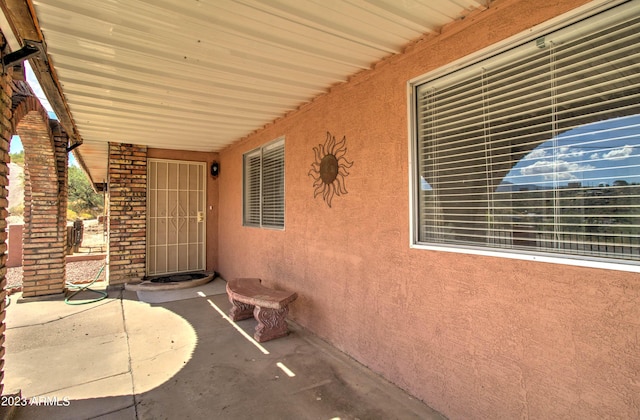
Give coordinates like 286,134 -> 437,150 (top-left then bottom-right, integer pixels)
0,0 -> 487,186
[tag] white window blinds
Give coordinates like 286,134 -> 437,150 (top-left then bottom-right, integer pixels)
243,138 -> 285,229
261,139 -> 285,228
414,3 -> 640,263
243,150 -> 261,226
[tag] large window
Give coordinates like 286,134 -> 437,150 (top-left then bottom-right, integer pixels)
411,2 -> 640,266
243,137 -> 285,229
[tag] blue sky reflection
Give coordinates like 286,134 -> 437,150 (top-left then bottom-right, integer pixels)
502,114 -> 640,190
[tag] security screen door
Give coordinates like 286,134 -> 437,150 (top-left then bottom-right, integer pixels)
147,159 -> 206,276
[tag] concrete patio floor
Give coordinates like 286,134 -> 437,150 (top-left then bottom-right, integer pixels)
2,278 -> 445,420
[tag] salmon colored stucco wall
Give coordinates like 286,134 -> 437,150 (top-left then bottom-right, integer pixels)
217,1 -> 640,418
147,148 -> 219,272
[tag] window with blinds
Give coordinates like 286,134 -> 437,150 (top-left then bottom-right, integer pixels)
243,137 -> 285,229
412,2 -> 640,264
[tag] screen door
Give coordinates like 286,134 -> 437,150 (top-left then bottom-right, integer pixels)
147,159 -> 206,276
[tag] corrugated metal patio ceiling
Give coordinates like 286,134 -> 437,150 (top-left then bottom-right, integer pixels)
25,0 -> 486,184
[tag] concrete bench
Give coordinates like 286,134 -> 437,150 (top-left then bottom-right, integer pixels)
226,278 -> 298,342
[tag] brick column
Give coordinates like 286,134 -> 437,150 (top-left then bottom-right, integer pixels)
18,112 -> 66,297
52,121 -> 69,267
0,37 -> 13,396
107,143 -> 147,284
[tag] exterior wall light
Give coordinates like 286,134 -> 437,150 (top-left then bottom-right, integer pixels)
211,161 -> 220,178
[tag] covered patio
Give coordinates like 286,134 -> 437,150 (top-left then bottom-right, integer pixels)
3,280 -> 444,420
0,0 -> 638,419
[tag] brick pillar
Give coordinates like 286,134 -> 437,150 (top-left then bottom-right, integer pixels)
18,111 -> 66,297
52,121 -> 68,262
107,143 -> 147,284
0,35 -> 14,396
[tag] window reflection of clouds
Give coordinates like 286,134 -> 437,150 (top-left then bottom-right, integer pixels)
604,145 -> 634,160
503,114 -> 639,188
519,160 -> 594,181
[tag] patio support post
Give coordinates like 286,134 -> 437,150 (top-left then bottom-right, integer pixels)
14,88 -> 68,297
107,142 -> 147,285
0,34 -> 14,396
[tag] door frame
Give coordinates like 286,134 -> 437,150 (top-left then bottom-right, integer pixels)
146,158 -> 207,276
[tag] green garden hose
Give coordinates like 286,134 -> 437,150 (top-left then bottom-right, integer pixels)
65,264 -> 108,305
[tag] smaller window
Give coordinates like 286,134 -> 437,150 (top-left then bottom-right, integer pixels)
243,137 -> 285,229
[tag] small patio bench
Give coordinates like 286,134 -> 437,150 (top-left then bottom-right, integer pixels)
226,278 -> 298,342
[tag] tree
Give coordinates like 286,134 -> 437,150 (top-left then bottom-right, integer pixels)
68,165 -> 104,218
10,150 -> 24,165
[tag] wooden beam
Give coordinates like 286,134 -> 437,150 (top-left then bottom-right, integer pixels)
0,0 -> 82,144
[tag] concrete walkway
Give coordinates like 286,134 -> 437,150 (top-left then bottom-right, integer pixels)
2,278 -> 445,420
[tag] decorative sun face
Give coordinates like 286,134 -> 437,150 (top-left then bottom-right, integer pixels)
308,132 -> 353,208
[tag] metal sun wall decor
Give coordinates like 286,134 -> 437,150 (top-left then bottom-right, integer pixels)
308,131 -> 354,208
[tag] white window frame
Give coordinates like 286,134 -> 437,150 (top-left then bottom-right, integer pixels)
243,137 -> 285,229
408,0 -> 640,273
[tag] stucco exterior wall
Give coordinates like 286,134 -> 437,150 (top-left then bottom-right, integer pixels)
217,0 -> 640,418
